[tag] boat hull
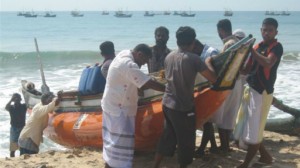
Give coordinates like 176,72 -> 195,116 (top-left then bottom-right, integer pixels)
42,88 -> 228,151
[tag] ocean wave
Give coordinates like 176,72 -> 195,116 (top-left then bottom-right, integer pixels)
282,52 -> 300,61
0,51 -> 103,68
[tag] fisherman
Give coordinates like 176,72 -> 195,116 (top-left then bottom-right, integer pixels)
18,91 -> 62,155
99,41 -> 115,79
214,19 -> 242,153
153,26 -> 217,168
101,44 -> 165,168
192,39 -> 220,157
5,93 -> 27,157
148,26 -> 171,73
234,17 -> 283,168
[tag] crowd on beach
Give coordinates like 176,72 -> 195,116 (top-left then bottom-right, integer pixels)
5,17 -> 283,168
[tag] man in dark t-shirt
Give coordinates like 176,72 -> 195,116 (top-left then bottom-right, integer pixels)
5,93 -> 27,157
234,18 -> 283,168
153,26 -> 217,168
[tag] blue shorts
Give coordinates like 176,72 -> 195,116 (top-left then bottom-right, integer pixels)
10,126 -> 23,151
10,126 -> 23,143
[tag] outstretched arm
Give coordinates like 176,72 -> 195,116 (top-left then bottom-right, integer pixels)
251,48 -> 277,68
200,57 -> 217,84
140,79 -> 165,92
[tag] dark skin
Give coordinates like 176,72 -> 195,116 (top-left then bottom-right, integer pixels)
147,29 -> 169,72
217,26 -> 234,153
153,41 -> 217,168
5,94 -> 23,157
237,23 -> 277,168
192,41 -> 218,157
132,50 -> 165,92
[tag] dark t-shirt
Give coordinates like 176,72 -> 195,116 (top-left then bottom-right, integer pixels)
247,41 -> 283,94
7,104 -> 27,128
162,49 -> 207,111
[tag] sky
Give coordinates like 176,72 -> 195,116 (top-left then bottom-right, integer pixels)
0,0 -> 300,11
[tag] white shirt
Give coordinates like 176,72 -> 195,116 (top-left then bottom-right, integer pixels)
101,50 -> 151,116
19,100 -> 56,146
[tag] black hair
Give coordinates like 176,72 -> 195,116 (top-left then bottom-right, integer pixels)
194,39 -> 203,46
176,26 -> 196,47
155,26 -> 169,36
133,44 -> 152,58
12,93 -> 21,98
41,92 -> 54,103
100,41 -> 115,55
263,18 -> 278,29
217,19 -> 232,34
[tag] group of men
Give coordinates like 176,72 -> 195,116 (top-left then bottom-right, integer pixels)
100,17 -> 283,168
6,17 -> 283,168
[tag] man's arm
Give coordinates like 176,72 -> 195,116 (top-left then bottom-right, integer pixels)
5,99 -> 13,111
140,79 -> 165,92
251,48 -> 277,68
200,57 -> 217,84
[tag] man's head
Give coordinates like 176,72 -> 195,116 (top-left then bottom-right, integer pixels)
100,41 -> 115,56
217,19 -> 232,39
133,44 -> 152,67
261,18 -> 278,43
233,29 -> 246,40
176,26 -> 196,51
41,92 -> 55,105
155,26 -> 169,46
192,39 -> 204,56
12,93 -> 22,104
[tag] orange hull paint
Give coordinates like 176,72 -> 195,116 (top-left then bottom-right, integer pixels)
44,89 -> 229,151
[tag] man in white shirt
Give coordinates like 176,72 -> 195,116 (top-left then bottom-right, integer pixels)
18,91 -> 62,155
101,44 -> 165,168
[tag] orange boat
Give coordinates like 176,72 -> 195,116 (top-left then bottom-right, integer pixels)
20,35 -> 255,151
21,80 -> 228,151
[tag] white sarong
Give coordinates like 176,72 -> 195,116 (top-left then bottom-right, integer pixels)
234,86 -> 273,146
102,111 -> 135,168
211,77 -> 243,130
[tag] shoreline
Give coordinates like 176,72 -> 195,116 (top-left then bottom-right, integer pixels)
1,131 -> 299,168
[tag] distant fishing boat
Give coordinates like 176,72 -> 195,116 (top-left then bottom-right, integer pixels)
114,11 -> 132,18
17,11 -> 26,16
173,11 -> 181,15
224,9 -> 233,16
144,11 -> 155,17
281,10 -> 291,16
180,11 -> 196,17
44,11 -> 56,17
71,10 -> 84,17
23,11 -> 38,18
102,11 -> 109,15
163,11 -> 171,15
265,10 -> 281,16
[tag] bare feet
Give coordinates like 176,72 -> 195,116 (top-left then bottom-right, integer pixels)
258,157 -> 273,164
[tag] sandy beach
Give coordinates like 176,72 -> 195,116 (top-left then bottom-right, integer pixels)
0,130 -> 299,168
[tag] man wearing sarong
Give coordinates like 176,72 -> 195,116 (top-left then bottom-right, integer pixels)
101,44 -> 165,168
153,27 -> 217,168
18,92 -> 62,155
234,17 -> 283,168
5,93 -> 27,157
213,19 -> 242,153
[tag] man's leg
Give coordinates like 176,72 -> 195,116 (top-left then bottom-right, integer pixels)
10,151 -> 15,157
195,122 -> 211,157
237,143 -> 260,168
258,143 -> 273,164
153,153 -> 164,168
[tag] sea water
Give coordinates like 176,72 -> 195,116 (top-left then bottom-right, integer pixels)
0,11 -> 299,158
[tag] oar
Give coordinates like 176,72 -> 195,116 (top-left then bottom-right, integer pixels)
34,38 -> 50,93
